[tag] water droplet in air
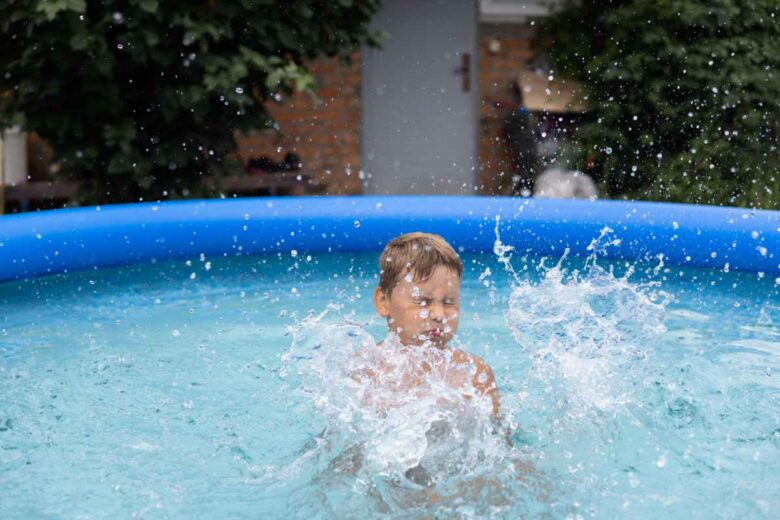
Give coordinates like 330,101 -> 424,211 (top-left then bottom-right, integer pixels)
657,453 -> 667,468
172,330 -> 181,337
353,220 -> 361,228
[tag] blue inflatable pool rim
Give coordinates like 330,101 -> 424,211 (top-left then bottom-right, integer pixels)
0,196 -> 778,282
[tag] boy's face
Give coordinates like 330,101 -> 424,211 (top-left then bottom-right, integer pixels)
374,265 -> 461,348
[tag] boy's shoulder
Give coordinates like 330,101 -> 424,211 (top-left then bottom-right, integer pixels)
447,348 -> 495,385
451,344 -> 495,372
448,347 -> 490,370
447,347 -> 499,413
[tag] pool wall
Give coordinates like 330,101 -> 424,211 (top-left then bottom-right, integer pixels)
0,196 -> 778,282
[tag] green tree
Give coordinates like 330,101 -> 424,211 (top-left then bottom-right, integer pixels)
0,0 -> 381,203
537,0 -> 780,208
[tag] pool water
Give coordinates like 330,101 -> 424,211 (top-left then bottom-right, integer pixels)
1,245 -> 779,518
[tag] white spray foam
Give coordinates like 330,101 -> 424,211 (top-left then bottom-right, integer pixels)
496,221 -> 669,415
279,305 -> 538,515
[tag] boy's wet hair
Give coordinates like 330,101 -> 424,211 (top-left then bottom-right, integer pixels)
378,232 -> 463,296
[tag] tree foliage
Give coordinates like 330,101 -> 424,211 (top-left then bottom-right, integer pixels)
0,0 -> 381,203
537,0 -> 780,208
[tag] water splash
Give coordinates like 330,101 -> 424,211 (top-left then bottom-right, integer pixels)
494,220 -> 669,413
279,305 -> 545,516
276,224 -> 672,516
493,215 -> 519,284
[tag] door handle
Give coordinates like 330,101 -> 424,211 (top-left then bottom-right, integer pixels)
455,52 -> 471,92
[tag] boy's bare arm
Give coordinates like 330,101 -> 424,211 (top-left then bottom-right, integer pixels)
472,356 -> 500,417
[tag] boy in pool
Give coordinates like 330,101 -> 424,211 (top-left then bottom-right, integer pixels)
327,234 -> 539,498
368,232 -> 500,417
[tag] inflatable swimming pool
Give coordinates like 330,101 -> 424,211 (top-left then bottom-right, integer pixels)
1,196 -> 778,518
1,196 -> 778,281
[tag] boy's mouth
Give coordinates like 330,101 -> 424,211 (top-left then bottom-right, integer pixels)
424,329 -> 444,339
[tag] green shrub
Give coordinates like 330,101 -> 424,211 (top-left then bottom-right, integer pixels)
537,0 -> 780,208
0,0 -> 381,203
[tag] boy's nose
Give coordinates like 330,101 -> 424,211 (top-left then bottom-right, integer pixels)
428,301 -> 445,321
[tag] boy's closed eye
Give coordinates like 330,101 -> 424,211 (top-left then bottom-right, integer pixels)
413,297 -> 458,307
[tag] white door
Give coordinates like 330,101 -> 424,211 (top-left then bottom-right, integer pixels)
362,0 -> 477,194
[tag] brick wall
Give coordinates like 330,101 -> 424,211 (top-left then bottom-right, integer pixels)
478,24 -> 535,195
24,55 -> 363,196
235,54 -> 363,195
238,24 -> 537,197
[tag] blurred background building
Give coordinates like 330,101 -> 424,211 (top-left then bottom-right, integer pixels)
4,0 -> 585,210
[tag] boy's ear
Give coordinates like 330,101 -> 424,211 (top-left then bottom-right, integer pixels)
374,286 -> 390,317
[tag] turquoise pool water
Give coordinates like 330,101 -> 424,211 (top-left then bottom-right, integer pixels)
1,248 -> 778,518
